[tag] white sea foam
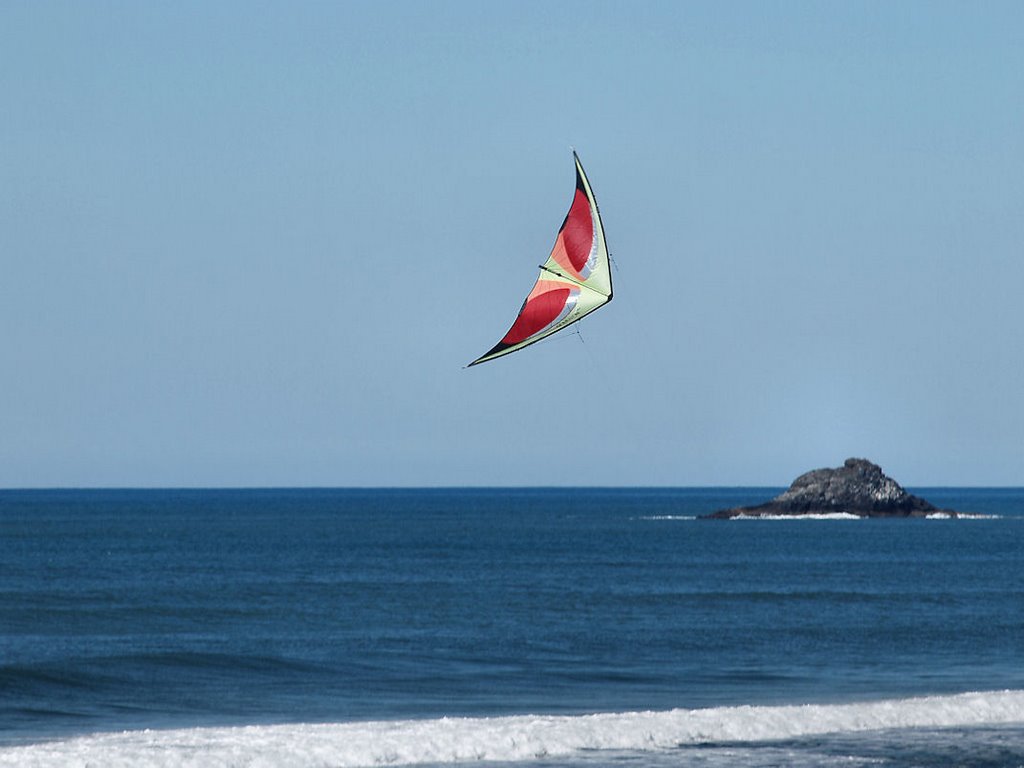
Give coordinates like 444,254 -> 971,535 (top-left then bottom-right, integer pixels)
932,512 -> 1001,520
730,513 -> 1002,521
3,690 -> 1024,768
638,515 -> 697,521
641,513 -> 1003,522
731,513 -> 862,520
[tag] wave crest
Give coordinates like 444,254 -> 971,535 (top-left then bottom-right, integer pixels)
3,690 -> 1023,767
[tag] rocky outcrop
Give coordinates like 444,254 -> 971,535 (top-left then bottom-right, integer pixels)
703,458 -> 956,518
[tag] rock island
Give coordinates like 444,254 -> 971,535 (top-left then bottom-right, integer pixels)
703,458 -> 958,519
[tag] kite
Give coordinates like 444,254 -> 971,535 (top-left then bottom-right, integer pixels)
468,152 -> 613,367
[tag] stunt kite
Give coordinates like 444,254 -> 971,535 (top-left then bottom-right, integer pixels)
468,152 -> 613,366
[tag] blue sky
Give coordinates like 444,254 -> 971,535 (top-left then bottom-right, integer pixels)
2,1 -> 1023,487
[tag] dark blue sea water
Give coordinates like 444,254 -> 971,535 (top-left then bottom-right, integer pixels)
1,487 -> 1023,767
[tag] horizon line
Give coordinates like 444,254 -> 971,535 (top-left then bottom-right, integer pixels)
3,484 -> 1023,492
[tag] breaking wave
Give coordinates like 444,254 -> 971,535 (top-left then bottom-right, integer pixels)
3,690 -> 1023,768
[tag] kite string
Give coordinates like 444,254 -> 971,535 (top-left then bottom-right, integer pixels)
571,321 -> 619,403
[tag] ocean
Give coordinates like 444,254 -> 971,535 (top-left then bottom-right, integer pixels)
1,487 -> 1023,767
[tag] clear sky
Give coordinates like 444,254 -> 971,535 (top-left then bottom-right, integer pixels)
2,1 -> 1023,487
